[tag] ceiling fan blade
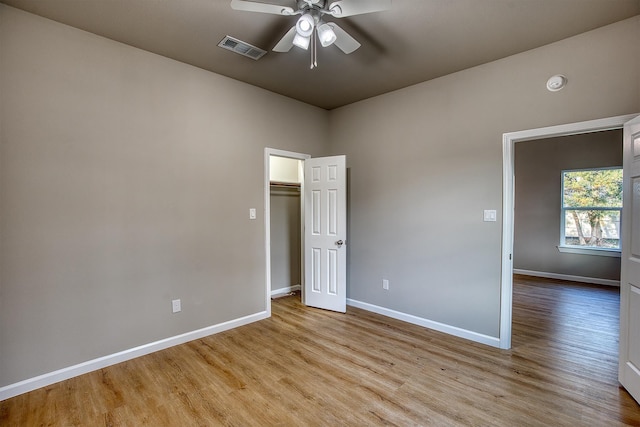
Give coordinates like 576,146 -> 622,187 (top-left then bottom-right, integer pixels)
273,26 -> 297,52
327,0 -> 392,18
230,0 -> 296,16
327,23 -> 361,54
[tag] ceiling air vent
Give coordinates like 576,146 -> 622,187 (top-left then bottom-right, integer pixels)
218,36 -> 267,60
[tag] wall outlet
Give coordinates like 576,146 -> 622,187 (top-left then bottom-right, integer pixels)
382,279 -> 389,290
172,299 -> 181,313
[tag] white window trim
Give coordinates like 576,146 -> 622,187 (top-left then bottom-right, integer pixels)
556,245 -> 621,257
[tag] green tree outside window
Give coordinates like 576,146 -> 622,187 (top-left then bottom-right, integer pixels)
562,168 -> 623,249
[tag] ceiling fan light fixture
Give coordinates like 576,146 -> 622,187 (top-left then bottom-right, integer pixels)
296,13 -> 315,37
293,33 -> 311,50
317,22 -> 337,47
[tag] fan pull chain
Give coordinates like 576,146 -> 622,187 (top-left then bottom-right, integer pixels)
311,27 -> 317,69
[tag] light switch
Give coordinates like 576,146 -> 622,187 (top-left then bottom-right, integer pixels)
249,208 -> 256,220
483,210 -> 497,222
172,299 -> 181,313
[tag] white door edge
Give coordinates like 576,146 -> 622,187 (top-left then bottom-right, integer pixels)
618,114 -> 640,403
500,114 -> 638,350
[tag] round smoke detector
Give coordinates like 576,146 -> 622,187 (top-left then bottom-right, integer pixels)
546,74 -> 567,92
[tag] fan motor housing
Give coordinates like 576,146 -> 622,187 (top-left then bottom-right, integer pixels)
300,0 -> 326,10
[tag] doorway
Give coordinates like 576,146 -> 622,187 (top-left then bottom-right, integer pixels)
269,155 -> 303,298
264,149 -> 348,314
500,114 -> 637,349
264,149 -> 310,316
512,130 -> 623,285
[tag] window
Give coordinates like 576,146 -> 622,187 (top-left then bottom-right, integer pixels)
561,167 -> 622,253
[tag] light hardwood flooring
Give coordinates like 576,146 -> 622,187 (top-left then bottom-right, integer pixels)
1,275 -> 639,426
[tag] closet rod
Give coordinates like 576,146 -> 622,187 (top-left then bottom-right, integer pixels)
270,181 -> 301,188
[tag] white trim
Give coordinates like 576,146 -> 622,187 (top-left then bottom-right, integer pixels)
513,269 -> 620,287
264,149 -> 310,317
501,132 -> 515,350
557,245 -> 621,257
347,299 -> 500,348
501,114 -> 637,350
271,284 -> 301,296
0,311 -> 268,401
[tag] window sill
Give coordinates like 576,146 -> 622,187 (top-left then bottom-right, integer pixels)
557,246 -> 621,258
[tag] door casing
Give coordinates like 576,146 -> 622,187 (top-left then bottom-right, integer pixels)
500,114 -> 638,349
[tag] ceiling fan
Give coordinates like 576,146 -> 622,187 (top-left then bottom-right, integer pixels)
230,0 -> 392,68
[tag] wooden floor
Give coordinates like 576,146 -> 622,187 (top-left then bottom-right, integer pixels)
2,275 -> 639,426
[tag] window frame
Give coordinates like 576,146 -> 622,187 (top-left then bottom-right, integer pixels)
559,166 -> 622,256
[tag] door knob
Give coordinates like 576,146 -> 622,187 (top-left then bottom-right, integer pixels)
336,239 -> 344,248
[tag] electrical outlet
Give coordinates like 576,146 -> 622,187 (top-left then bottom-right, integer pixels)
172,299 -> 181,313
382,279 -> 389,290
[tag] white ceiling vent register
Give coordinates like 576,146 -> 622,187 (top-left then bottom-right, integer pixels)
218,36 -> 267,60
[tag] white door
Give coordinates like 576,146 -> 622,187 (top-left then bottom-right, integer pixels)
303,155 -> 347,312
619,115 -> 640,403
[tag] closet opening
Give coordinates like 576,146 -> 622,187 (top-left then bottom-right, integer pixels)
268,154 -> 303,301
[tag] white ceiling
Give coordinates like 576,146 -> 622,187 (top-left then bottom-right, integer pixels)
3,0 -> 639,109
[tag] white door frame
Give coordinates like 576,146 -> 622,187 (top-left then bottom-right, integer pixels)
264,148 -> 311,316
500,114 -> 637,349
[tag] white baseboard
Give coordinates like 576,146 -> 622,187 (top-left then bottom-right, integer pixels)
513,269 -> 620,287
271,284 -> 300,296
0,311 -> 269,401
346,299 -> 500,348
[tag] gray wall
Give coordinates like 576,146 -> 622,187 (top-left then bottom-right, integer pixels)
0,5 -> 329,387
270,186 -> 301,292
514,130 -> 622,281
1,3 -> 639,390
328,16 -> 639,338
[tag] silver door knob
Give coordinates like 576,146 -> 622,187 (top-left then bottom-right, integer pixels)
336,240 -> 344,247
